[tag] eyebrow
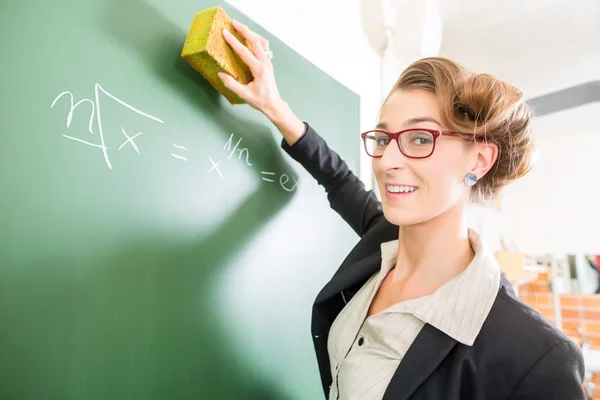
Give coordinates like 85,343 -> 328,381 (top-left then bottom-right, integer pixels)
376,116 -> 442,130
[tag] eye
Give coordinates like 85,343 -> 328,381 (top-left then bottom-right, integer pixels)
376,136 -> 389,146
410,133 -> 433,146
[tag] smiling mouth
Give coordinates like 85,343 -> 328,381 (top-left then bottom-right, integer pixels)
386,185 -> 418,194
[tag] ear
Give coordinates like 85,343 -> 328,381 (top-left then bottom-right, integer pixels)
470,142 -> 499,179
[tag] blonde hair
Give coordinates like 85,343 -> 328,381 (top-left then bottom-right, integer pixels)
383,57 -> 536,202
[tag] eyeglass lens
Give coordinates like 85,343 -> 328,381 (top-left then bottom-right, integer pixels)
364,130 -> 435,157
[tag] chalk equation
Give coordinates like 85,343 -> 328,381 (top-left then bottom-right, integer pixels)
204,133 -> 300,192
50,83 -> 164,169
171,143 -> 189,161
50,83 -> 299,192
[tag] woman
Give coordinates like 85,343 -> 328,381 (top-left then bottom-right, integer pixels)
218,20 -> 585,400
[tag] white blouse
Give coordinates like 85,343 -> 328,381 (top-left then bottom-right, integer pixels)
327,230 -> 501,400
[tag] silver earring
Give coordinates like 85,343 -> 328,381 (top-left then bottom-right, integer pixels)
464,173 -> 477,186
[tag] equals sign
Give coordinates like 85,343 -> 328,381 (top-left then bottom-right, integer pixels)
171,143 -> 188,161
261,171 -> 276,182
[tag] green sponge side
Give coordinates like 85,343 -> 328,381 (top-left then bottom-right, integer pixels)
181,6 -> 253,105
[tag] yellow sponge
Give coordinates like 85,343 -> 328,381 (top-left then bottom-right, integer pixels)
181,6 -> 253,104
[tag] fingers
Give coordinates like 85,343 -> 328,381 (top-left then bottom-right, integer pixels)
222,28 -> 261,73
217,72 -> 251,102
260,36 -> 272,64
231,19 -> 270,63
260,37 -> 269,50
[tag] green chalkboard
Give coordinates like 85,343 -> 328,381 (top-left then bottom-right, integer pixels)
0,0 -> 360,399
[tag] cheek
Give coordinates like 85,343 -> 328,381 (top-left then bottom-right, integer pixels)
420,156 -> 465,199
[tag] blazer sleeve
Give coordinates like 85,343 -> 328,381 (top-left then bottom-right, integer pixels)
509,340 -> 586,399
281,122 -> 383,237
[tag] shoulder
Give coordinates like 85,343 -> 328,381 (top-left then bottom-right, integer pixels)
468,283 -> 585,397
476,283 -> 584,381
491,284 -> 574,346
480,282 -> 579,354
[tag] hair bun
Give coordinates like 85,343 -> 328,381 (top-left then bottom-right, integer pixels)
454,74 -> 524,132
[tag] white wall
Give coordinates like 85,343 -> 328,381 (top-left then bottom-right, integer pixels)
502,104 -> 600,255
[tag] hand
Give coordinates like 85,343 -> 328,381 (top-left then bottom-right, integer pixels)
218,20 -> 284,119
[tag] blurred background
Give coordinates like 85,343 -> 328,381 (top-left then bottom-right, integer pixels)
227,0 -> 600,397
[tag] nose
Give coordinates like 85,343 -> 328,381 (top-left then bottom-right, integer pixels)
378,139 -> 408,171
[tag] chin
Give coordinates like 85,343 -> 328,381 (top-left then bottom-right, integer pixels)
381,204 -> 428,227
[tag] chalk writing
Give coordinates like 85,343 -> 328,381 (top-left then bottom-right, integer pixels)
50,92 -> 95,134
207,156 -> 224,179
260,171 -> 299,191
224,133 -> 252,166
118,128 -> 143,154
50,83 -> 164,169
206,133 -> 299,192
171,143 -> 188,161
172,144 -> 188,151
279,174 -> 300,192
51,83 -> 298,192
260,171 -> 276,182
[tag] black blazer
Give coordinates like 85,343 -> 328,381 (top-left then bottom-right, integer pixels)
281,123 -> 586,400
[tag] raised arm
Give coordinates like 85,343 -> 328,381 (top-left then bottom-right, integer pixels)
279,119 -> 382,236
218,19 -> 383,236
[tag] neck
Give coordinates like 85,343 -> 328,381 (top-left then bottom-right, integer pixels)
392,203 -> 475,292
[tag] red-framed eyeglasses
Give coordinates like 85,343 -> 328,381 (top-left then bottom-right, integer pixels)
360,128 -> 474,159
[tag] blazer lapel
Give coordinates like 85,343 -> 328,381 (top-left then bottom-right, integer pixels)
314,250 -> 382,304
382,324 -> 457,400
313,219 -> 399,305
